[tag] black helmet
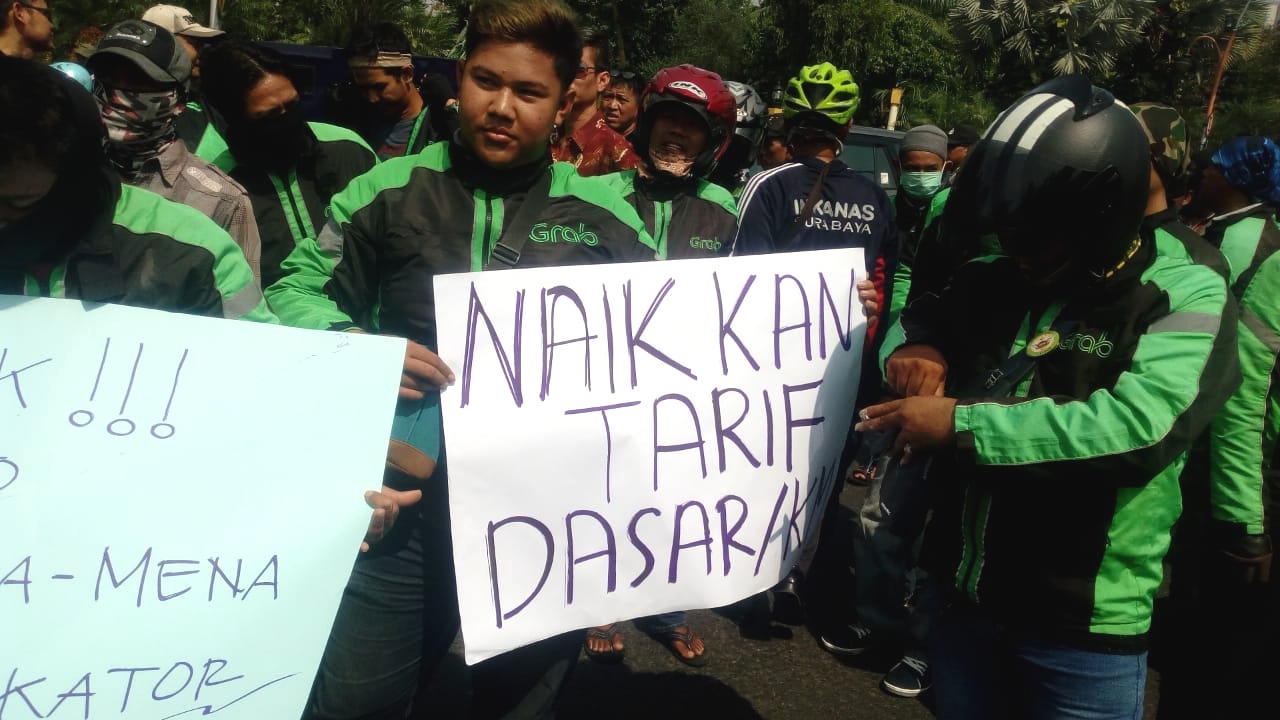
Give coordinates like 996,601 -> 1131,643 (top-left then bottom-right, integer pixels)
943,75 -> 1150,283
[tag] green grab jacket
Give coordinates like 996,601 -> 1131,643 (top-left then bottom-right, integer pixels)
886,222 -> 1239,652
213,122 -> 378,295
1204,204 -> 1280,536
266,141 -> 656,345
601,169 -> 738,260
3,183 -> 274,324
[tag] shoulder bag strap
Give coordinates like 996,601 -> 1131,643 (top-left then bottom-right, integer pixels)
484,168 -> 556,270
777,161 -> 833,247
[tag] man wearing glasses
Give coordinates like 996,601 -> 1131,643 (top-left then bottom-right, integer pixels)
550,29 -> 640,176
0,0 -> 53,59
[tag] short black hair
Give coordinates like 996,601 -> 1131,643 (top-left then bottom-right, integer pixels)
583,28 -> 610,69
0,56 -> 92,171
199,41 -> 297,122
608,69 -> 645,97
464,0 -> 582,92
346,21 -> 413,68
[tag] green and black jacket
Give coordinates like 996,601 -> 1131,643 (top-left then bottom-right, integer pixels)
213,122 -> 377,293
890,224 -> 1239,652
887,186 -> 950,326
1204,203 -> 1280,536
601,169 -> 738,259
176,101 -> 232,171
266,141 -> 656,345
2,183 -> 275,323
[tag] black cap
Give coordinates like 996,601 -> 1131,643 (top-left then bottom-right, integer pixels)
947,123 -> 981,147
89,20 -> 193,85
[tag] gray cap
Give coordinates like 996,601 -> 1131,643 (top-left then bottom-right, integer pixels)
89,19 -> 192,85
901,124 -> 947,161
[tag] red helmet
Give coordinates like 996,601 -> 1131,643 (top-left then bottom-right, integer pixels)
635,64 -> 737,177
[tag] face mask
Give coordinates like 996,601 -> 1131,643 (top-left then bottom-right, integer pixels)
227,102 -> 309,173
649,144 -> 697,178
95,85 -> 182,177
900,170 -> 943,199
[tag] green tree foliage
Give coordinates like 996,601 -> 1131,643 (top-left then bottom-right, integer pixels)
943,0 -> 1156,74
1201,28 -> 1280,145
50,0 -> 150,56
46,0 -> 1280,142
746,0 -> 996,129
646,0 -> 756,80
51,0 -> 458,55
1104,0 -> 1273,145
221,0 -> 458,52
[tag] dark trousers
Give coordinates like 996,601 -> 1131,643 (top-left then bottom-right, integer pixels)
1153,464 -> 1276,720
303,476 -> 580,720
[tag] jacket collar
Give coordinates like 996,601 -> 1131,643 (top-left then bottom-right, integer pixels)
448,133 -> 551,195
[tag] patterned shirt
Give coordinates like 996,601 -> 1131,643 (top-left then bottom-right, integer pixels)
551,110 -> 642,177
133,142 -> 264,286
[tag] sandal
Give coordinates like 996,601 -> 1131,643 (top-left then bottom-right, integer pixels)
583,623 -> 625,664
649,626 -> 710,667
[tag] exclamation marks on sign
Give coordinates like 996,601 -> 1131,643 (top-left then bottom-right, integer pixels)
153,348 -> 188,440
67,339 -> 189,440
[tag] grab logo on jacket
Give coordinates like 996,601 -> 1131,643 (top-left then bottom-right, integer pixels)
792,198 -> 879,235
1061,331 -> 1115,358
530,222 -> 601,247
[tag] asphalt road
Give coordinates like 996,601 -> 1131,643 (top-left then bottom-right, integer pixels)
418,479 -> 1171,719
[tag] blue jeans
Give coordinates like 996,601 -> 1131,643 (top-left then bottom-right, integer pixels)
634,611 -> 687,635
930,603 -> 1147,720
851,430 -> 932,650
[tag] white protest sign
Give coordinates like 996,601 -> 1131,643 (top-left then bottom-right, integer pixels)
435,249 -> 866,664
0,297 -> 404,719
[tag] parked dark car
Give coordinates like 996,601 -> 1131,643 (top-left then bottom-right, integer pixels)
843,126 -> 905,198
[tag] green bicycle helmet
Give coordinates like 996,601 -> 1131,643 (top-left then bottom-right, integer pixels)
784,62 -> 860,125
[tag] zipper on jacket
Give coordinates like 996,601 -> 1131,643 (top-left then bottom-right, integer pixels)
269,170 -> 318,245
470,190 -> 505,270
653,200 -> 672,260
22,264 -> 67,298
957,488 -> 993,602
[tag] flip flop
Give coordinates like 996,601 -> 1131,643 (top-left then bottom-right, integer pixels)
650,626 -> 710,668
583,624 -> 625,664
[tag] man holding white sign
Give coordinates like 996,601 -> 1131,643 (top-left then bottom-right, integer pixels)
434,247 -> 865,665
265,2 -> 657,718
1,56 -> 412,719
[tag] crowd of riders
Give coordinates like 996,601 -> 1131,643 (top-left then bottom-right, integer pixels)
3,0 -> 1279,718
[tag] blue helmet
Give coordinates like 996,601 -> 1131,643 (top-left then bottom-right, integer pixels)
50,62 -> 94,92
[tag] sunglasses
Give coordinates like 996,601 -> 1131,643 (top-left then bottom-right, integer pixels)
610,70 -> 641,81
18,1 -> 52,21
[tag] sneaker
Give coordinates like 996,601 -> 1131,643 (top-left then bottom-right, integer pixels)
881,655 -> 932,698
817,622 -> 874,655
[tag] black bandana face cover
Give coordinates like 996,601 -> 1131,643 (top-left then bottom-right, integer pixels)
94,83 -> 183,177
226,101 -> 309,174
